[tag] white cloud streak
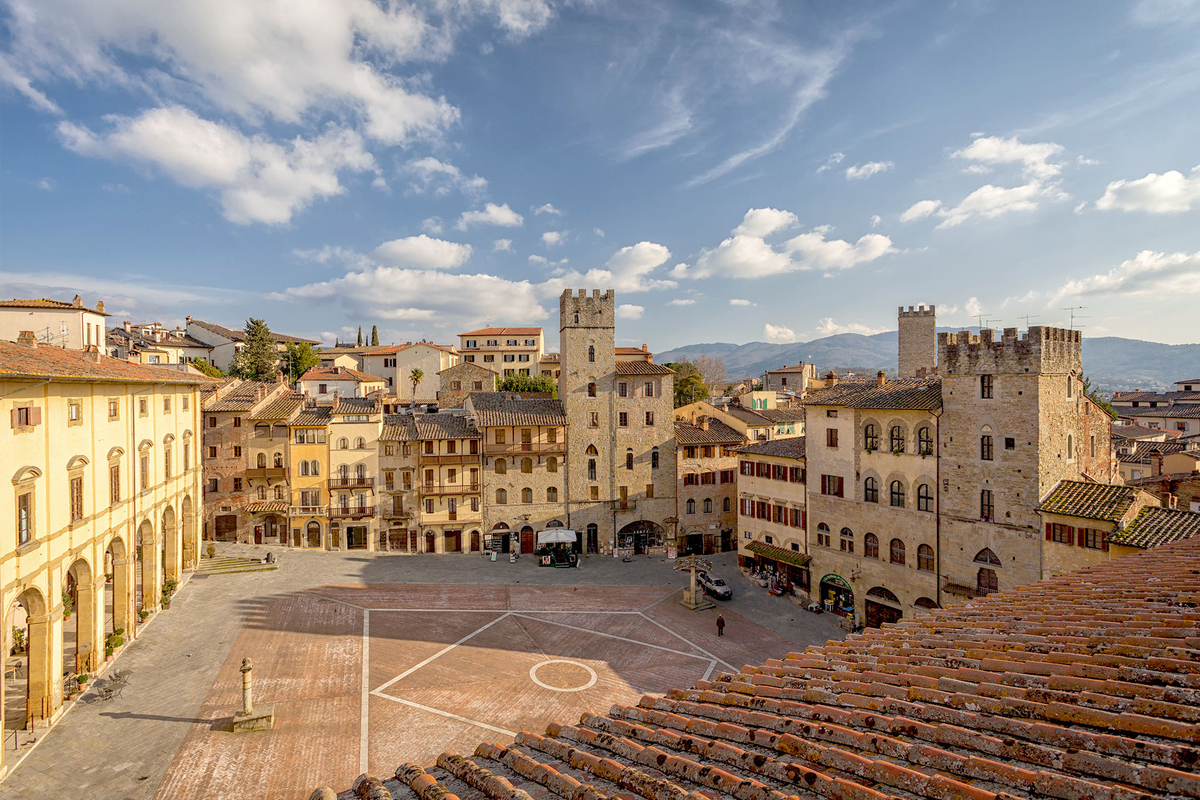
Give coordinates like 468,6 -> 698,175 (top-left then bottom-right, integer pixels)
845,161 -> 893,180
1095,164 -> 1200,213
616,304 -> 644,320
455,202 -> 524,230
1051,250 -> 1200,301
403,157 -> 487,197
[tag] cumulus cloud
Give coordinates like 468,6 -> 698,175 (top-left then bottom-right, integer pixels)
616,304 -> 644,320
816,152 -> 845,173
423,217 -> 444,234
952,135 -> 1065,181
1050,250 -> 1200,301
965,297 -> 983,317
544,241 -> 676,294
845,161 -> 893,180
763,323 -> 797,343
1095,164 -> 1200,213
677,208 -> 895,280
542,231 -> 565,246
667,298 -> 696,306
935,182 -> 1049,228
455,202 -> 524,230
403,157 -> 487,197
900,199 -> 942,222
57,106 -> 375,225
729,298 -> 755,306
534,203 -> 564,216
371,235 -> 472,270
493,238 -> 513,252
37,178 -> 55,191
811,317 -> 886,337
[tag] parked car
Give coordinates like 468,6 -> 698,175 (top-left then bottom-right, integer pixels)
697,570 -> 732,600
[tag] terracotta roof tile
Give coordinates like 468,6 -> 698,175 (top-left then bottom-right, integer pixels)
756,407 -> 805,422
1037,480 -> 1149,522
0,297 -> 109,315
188,318 -> 320,344
414,413 -> 481,440
1109,506 -> 1200,548
380,414 -> 418,441
615,362 -> 674,376
249,390 -> 304,420
300,366 -> 385,383
466,393 -> 567,427
0,340 -> 215,385
334,396 -> 381,414
734,437 -> 806,459
807,378 -> 943,411
674,418 -> 744,445
459,327 -> 543,336
1113,424 -> 1183,440
291,405 -> 332,426
203,380 -> 280,411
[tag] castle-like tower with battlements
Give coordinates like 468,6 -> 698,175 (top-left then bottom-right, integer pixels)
897,304 -> 936,378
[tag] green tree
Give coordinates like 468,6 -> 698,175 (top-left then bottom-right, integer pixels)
664,362 -> 709,408
284,342 -> 321,383
356,326 -> 363,346
1082,375 -> 1117,419
228,318 -> 277,380
498,373 -> 557,398
370,325 -> 379,346
191,358 -> 225,379
409,367 -> 425,403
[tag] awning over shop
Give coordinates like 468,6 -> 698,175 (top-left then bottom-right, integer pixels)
537,528 -> 577,546
246,501 -> 289,513
746,541 -> 812,569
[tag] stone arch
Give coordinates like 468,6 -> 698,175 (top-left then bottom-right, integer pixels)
585,444 -> 598,455
64,556 -> 99,674
6,584 -> 56,725
107,446 -> 125,460
860,417 -> 881,449
973,547 -> 1001,566
104,536 -> 132,645
866,586 -> 901,604
12,465 -> 42,484
137,518 -> 159,614
886,419 -> 908,452
914,597 -> 939,610
65,454 -> 90,471
162,504 -> 180,583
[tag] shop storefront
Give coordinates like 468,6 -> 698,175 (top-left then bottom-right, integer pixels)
819,574 -> 855,620
744,540 -> 811,593
617,520 -> 666,557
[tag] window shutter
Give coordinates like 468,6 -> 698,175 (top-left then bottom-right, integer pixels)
1045,523 -> 1053,541
1078,527 -> 1087,547
1066,526 -> 1075,546
30,407 -> 41,426
10,408 -> 17,428
1101,531 -> 1108,552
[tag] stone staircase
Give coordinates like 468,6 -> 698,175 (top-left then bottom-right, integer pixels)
194,555 -> 278,576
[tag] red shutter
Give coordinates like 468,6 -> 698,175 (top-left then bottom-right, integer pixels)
1101,530 -> 1109,552
1078,527 -> 1087,547
30,407 -> 42,426
9,408 -> 17,428
1066,526 -> 1075,546
1045,523 -> 1053,541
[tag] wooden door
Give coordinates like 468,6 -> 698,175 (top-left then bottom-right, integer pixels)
471,531 -> 481,552
865,600 -> 903,629
520,527 -> 535,554
254,526 -> 263,544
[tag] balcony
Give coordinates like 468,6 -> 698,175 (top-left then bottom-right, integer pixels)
418,453 -> 481,465
288,505 -> 327,517
246,467 -> 288,480
330,505 -> 378,519
382,507 -> 412,520
484,442 -> 566,456
419,482 -> 481,496
329,476 -> 375,489
942,579 -> 989,599
611,499 -> 637,511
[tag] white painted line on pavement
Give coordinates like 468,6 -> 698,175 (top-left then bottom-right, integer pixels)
371,612 -> 511,695
360,609 -> 370,775
370,693 -> 517,737
510,613 -> 713,661
638,612 -> 736,671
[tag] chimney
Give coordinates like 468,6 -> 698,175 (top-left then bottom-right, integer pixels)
876,370 -> 886,387
332,390 -> 340,407
124,320 -> 131,333
699,416 -> 710,431
17,330 -> 37,348
825,370 -> 838,387
641,343 -> 648,352
186,316 -> 192,323
72,294 -> 82,308
84,344 -> 101,362
96,300 -> 105,314
1151,452 -> 1163,476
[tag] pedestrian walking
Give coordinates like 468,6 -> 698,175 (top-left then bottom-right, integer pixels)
716,614 -> 725,636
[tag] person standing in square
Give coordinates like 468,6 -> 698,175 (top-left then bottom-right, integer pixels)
716,615 -> 725,636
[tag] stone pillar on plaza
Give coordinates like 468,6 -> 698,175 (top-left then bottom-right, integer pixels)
232,657 -> 274,732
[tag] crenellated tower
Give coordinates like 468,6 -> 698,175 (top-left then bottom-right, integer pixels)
897,304 -> 937,378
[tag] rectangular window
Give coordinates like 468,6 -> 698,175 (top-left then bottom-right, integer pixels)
495,429 -> 506,444
547,428 -> 557,443
826,409 -> 838,418
233,446 -> 242,458
163,396 -> 172,413
701,471 -> 716,486
67,400 -> 82,424
720,469 -> 735,484
740,461 -> 752,476
233,477 -> 243,492
183,395 -> 189,411
70,476 -> 84,521
208,446 -> 217,459
589,486 -> 599,501
140,455 -> 150,491
820,474 -> 844,497
980,489 -> 994,521
618,383 -> 628,397
503,354 -> 515,362
684,473 -> 698,486
589,412 -> 599,428
1049,523 -> 1074,544
471,497 -> 479,512
1083,528 -> 1107,550
424,441 -> 434,454
789,467 -> 804,483
139,398 -> 148,416
981,435 -> 993,461
207,478 -> 219,493
1005,437 -> 1015,450
233,417 -> 241,428
184,443 -> 190,469
981,374 -> 994,399
646,483 -> 655,498
644,382 -> 654,397
484,355 -> 494,362
110,464 -> 121,504
109,399 -> 120,420
208,416 -> 217,427
618,412 -> 628,427
447,440 -> 457,454
17,492 -> 33,544
425,498 -> 434,514
826,428 -> 838,448
164,448 -> 172,480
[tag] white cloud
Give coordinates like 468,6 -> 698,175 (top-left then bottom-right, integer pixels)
0,52 -> 62,114
934,181 -> 1049,228
544,241 -> 676,295
403,157 -> 487,197
593,228 -> 605,238
493,238 -> 513,252
371,235 -> 472,270
962,164 -> 993,175
455,202 -> 524,230
102,183 -> 131,193
667,298 -> 696,306
965,297 -> 983,317
763,323 -> 797,344
616,304 -> 644,320
952,135 -> 1065,180
900,199 -> 942,222
422,217 -> 444,234
0,270 -> 246,318
811,317 -> 886,337
292,245 -> 365,266
845,161 -> 893,180
37,178 -> 55,191
58,106 -> 375,225
729,298 -> 755,306
1095,164 -> 1200,213
1074,201 -> 1088,214
1077,155 -> 1100,166
1131,0 -> 1200,27
734,207 -> 798,238
534,203 -> 564,216
869,214 -> 881,227
816,152 -> 845,173
541,231 -> 565,246
1051,250 -> 1200,301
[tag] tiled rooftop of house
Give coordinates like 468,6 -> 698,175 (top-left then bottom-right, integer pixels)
202,380 -> 281,411
467,393 -> 568,427
1036,479 -> 1151,522
0,296 -> 110,314
1118,440 -> 1187,464
615,361 -> 675,376
1119,405 -> 1200,420
804,378 -> 942,412
326,535 -> 1200,800
380,414 -> 418,441
300,366 -> 386,383
0,339 -> 215,384
361,342 -> 458,356
674,418 -> 745,445
414,412 -> 482,440
721,405 -> 774,427
291,405 -> 332,427
766,364 -> 812,373
334,396 -> 382,414
1112,424 -> 1183,441
187,318 -> 320,344
757,407 -> 806,422
1110,505 -> 1200,549
249,390 -> 304,420
459,327 -> 543,336
735,436 -> 807,459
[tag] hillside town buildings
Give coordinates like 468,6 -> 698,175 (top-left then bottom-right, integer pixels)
0,296 -> 109,351
458,327 -> 544,376
1111,377 -> 1200,435
105,321 -> 213,366
673,415 -> 741,555
184,318 -> 319,373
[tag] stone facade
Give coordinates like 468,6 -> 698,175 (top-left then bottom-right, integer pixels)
897,304 -> 936,378
244,390 -> 302,545
328,397 -> 384,550
436,361 -> 498,409
675,417 -> 741,554
287,404 -> 331,548
558,289 -> 677,556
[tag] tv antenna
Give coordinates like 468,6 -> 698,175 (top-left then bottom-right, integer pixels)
1061,306 -> 1088,330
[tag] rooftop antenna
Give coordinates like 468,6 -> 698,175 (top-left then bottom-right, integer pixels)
1061,306 -> 1088,330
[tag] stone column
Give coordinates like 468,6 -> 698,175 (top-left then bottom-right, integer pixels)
111,556 -> 132,638
27,611 -> 56,724
240,658 -> 253,715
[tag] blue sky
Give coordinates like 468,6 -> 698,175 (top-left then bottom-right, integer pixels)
2,0 -> 1198,351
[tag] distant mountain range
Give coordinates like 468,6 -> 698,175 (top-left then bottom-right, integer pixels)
657,330 -> 1200,394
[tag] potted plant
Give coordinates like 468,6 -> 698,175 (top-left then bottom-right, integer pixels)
77,673 -> 89,689
139,609 -> 150,621
206,542 -> 216,559
105,572 -> 114,584
62,588 -> 74,620
11,627 -> 27,655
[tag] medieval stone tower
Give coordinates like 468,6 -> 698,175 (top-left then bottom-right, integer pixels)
559,289 -> 677,556
936,326 -> 1085,600
897,305 -> 937,378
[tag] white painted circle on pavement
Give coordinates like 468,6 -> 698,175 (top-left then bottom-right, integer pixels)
529,659 -> 598,692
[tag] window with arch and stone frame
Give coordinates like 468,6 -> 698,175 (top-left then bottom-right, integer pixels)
625,449 -> 634,470
257,486 -> 267,500
547,457 -> 558,473
651,447 -> 659,469
974,547 -> 1001,566
547,486 -> 558,502
495,458 -> 507,475
917,483 -> 934,512
839,527 -> 854,553
521,457 -> 533,474
863,423 -> 879,451
1066,434 -> 1074,461
890,480 -> 905,507
703,498 -> 713,513
889,425 -> 906,453
496,488 -> 507,504
300,461 -> 310,477
686,499 -> 696,514
588,345 -> 595,362
864,532 -> 879,559
917,426 -> 933,455
890,538 -> 905,564
863,476 -> 879,503
338,437 -> 349,450
274,452 -> 284,468
521,488 -> 533,504
274,485 -> 285,500
257,452 -> 268,468
816,522 -> 831,547
917,543 -> 934,571
355,437 -> 366,449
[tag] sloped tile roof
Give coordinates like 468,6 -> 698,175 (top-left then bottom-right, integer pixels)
756,407 -> 806,422
1,297 -> 109,315
1037,479 -> 1148,522
734,436 -> 806,459
203,380 -> 280,412
380,414 -> 418,441
1112,424 -> 1182,440
334,396 -> 381,414
245,501 -> 289,513
720,404 -> 773,427
459,327 -> 543,336
291,405 -> 332,426
812,378 -> 943,411
1117,440 -> 1186,464
360,342 -> 457,356
249,390 -> 304,420
614,361 -> 674,375
0,340 -> 214,385
674,418 -> 744,445
333,535 -> 1200,800
765,363 -> 811,373
800,378 -> 879,405
467,393 -> 567,427
1119,404 -> 1200,419
414,413 -> 481,440
188,318 -> 320,344
1111,506 -> 1200,548
299,366 -> 385,383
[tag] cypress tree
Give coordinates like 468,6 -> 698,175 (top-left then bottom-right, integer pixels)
371,325 -> 379,346
357,326 -> 363,346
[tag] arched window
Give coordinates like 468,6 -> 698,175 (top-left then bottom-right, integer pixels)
586,444 -> 598,455
310,460 -> 320,476
917,483 -> 933,512
723,497 -> 731,512
356,463 -> 366,478
864,476 -> 879,503
274,452 -> 283,468
864,423 -> 879,451
338,437 -> 349,450
339,464 -> 349,479
547,457 -> 558,473
890,480 -> 905,507
917,544 -> 934,571
651,447 -> 659,469
257,486 -> 266,499
890,426 -> 905,453
588,345 -> 595,362
973,547 -> 1001,565
496,489 -> 507,504
817,522 -> 830,532
977,568 -> 998,595
300,461 -> 310,476
625,449 -> 634,470
588,459 -> 597,481
703,498 -> 713,513
355,437 -> 366,449
686,499 -> 696,514
864,533 -> 879,559
274,485 -> 285,499
574,313 -> 579,324
257,453 -> 267,468
918,427 -> 933,455
495,459 -> 507,474
521,488 -> 533,504
547,487 -> 558,502
521,457 -> 533,474
890,538 -> 905,564
587,382 -> 596,397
